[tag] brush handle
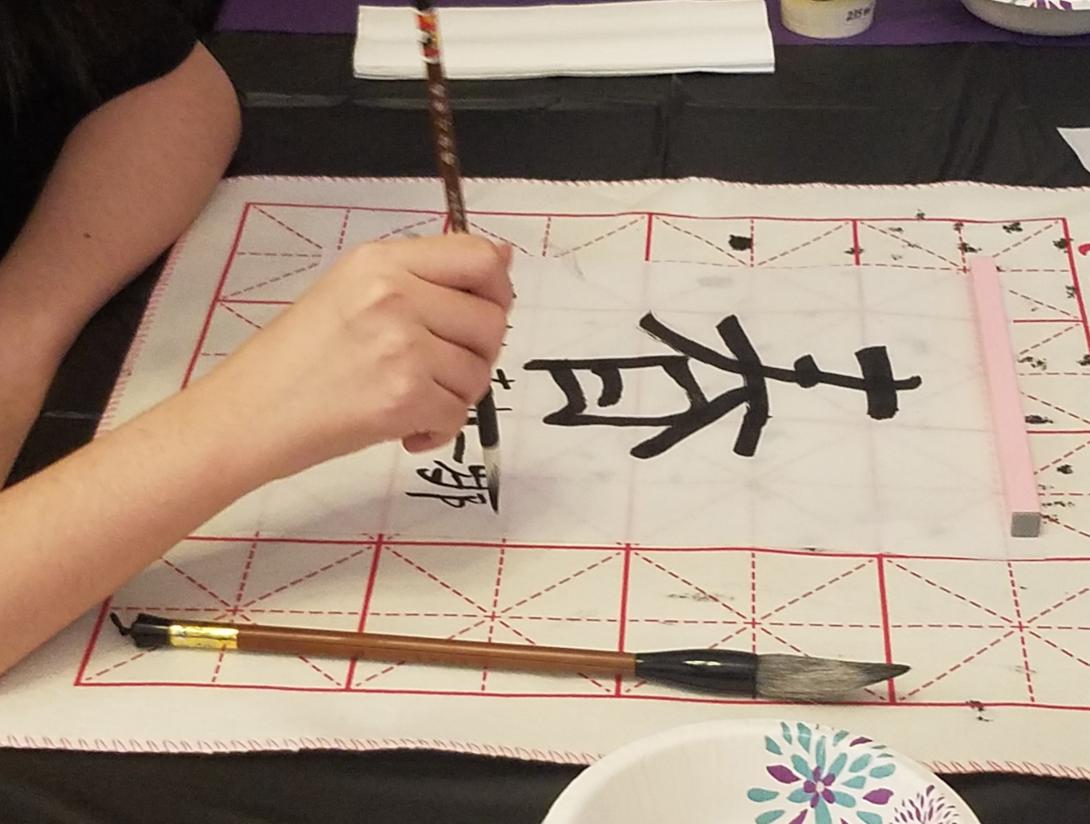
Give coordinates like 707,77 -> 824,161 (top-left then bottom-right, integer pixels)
121,614 -> 635,677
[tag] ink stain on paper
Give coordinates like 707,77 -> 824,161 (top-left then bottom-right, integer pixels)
728,234 -> 753,252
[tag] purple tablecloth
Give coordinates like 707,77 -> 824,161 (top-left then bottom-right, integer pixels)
216,0 -> 1090,46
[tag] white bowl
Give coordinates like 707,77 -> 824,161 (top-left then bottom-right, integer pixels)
542,719 -> 980,824
961,0 -> 1090,35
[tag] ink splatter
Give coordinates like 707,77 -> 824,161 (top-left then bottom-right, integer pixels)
1079,354 -> 1090,366
889,226 -> 904,233
915,210 -> 926,219
1055,238 -> 1070,251
1042,500 -> 1074,509
1068,286 -> 1078,299
1058,464 -> 1074,475
1025,414 -> 1052,425
891,254 -> 903,261
967,700 -> 993,722
845,247 -> 863,257
1018,355 -> 1047,370
1003,221 -> 1023,233
958,241 -> 979,254
953,221 -> 965,232
728,234 -> 753,251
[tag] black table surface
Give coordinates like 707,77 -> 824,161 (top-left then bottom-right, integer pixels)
4,32 -> 1090,823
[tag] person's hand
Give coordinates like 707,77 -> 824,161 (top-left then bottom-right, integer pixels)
194,233 -> 513,483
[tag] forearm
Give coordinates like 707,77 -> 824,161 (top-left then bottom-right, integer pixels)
0,380 -> 262,675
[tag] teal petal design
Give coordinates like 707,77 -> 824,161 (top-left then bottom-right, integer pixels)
782,722 -> 793,744
798,724 -> 812,752
869,764 -> 896,779
833,730 -> 850,746
814,799 -> 832,824
832,791 -> 857,807
748,788 -> 780,803
857,813 -> 883,824
843,775 -> 867,790
849,755 -> 872,773
815,738 -> 827,773
791,755 -> 812,777
756,811 -> 786,824
828,753 -> 848,778
765,736 -> 783,756
787,787 -> 811,804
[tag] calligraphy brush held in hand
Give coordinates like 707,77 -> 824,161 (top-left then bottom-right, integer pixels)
111,613 -> 909,702
413,0 -> 501,512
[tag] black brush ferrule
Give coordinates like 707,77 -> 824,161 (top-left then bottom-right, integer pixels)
110,612 -> 173,649
634,649 -> 758,696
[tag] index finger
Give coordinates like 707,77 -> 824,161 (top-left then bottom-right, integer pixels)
375,234 -> 514,309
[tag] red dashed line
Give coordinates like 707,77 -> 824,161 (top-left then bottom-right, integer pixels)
1028,585 -> 1090,624
903,631 -> 1016,699
252,206 -> 323,249
1028,631 -> 1090,669
223,259 -> 321,299
500,553 -> 619,615
297,655 -> 342,686
467,222 -> 532,257
637,555 -> 749,621
992,220 -> 1057,260
657,219 -> 748,266
552,218 -> 642,257
889,562 -> 1013,624
219,304 -> 266,331
335,208 -> 352,251
1007,562 -> 1036,702
388,549 -> 489,615
862,223 -> 960,269
541,216 -> 553,256
89,651 -> 148,680
758,561 -> 871,621
1008,290 -> 1072,316
1037,438 -> 1090,471
241,549 -> 368,608
1019,324 -> 1079,356
161,560 -> 232,608
236,251 -> 321,258
756,224 -> 845,267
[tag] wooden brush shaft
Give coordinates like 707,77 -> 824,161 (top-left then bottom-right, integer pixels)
222,623 -> 635,676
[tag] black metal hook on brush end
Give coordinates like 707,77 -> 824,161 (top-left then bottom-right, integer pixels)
109,612 -> 173,649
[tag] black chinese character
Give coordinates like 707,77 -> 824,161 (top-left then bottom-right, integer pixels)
524,313 -> 921,459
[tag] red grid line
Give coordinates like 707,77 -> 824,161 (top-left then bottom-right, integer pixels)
1006,562 -> 1036,702
877,556 -> 896,704
1060,217 -> 1090,352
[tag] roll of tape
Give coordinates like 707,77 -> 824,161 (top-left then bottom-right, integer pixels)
780,0 -> 877,39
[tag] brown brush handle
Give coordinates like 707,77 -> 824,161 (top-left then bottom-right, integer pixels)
417,5 -> 467,233
235,623 -> 635,676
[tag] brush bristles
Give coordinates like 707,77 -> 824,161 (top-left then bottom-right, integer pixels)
483,449 -> 500,513
756,655 -> 909,702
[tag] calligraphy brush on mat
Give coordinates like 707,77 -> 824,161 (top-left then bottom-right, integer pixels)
414,0 -> 501,512
111,613 -> 909,702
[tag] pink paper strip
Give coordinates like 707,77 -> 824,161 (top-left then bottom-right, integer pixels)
968,255 -> 1041,538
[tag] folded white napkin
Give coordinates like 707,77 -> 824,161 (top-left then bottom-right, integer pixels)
353,0 -> 775,79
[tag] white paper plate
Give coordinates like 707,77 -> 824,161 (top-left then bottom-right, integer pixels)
961,0 -> 1090,35
542,719 -> 980,824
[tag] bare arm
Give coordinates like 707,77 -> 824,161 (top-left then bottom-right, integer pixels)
0,235 -> 513,677
0,42 -> 240,481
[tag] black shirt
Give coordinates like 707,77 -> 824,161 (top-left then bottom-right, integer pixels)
0,0 -> 199,254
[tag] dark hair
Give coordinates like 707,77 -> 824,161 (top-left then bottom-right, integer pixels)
0,1 -> 220,115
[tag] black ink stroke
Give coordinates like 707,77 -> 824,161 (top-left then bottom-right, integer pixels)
524,313 -> 922,459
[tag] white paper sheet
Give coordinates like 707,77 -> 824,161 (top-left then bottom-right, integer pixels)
1059,126 -> 1090,174
2,178 -> 1089,780
352,1 -> 775,79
